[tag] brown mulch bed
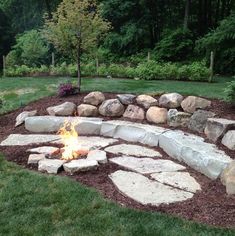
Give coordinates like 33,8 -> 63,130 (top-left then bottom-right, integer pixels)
0,92 -> 235,229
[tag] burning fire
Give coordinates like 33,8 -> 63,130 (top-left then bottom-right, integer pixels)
57,121 -> 88,160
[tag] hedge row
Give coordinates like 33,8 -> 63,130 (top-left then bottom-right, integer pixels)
5,61 -> 210,81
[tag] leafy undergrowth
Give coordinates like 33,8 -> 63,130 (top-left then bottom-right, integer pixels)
0,155 -> 234,236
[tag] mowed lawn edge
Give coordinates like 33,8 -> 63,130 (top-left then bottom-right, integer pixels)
0,155 -> 235,235
0,76 -> 234,114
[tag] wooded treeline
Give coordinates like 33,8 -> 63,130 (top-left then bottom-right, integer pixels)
0,0 -> 234,74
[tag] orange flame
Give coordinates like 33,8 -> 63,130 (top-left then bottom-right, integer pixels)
57,121 -> 88,160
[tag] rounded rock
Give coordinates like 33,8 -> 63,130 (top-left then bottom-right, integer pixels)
99,99 -> 125,117
159,93 -> 183,108
77,104 -> 98,117
136,95 -> 158,109
146,106 -> 167,124
83,91 -> 105,106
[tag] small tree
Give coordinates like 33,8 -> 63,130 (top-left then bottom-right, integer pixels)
43,0 -> 111,91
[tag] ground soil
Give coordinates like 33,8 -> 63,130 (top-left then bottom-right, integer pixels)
0,92 -> 235,229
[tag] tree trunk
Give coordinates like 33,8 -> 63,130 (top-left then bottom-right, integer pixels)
215,0 -> 220,25
77,38 -> 81,92
183,0 -> 191,30
44,0 -> 52,19
198,0 -> 203,35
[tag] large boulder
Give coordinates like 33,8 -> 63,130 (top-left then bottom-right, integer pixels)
221,161 -> 235,195
146,106 -> 167,124
123,105 -> 145,121
181,96 -> 211,113
99,99 -> 125,117
83,91 -> 105,106
222,130 -> 235,150
47,102 -> 76,116
15,110 -> 37,127
167,109 -> 191,127
204,118 -> 235,142
136,95 -> 158,109
117,94 -> 136,105
77,104 -> 98,117
159,93 -> 183,108
188,110 -> 215,133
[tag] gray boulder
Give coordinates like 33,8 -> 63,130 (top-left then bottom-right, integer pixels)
123,105 -> 145,121
181,96 -> 211,113
188,110 -> 215,133
205,118 -> 235,142
99,99 -> 125,117
159,93 -> 183,108
167,109 -> 191,127
117,94 -> 136,105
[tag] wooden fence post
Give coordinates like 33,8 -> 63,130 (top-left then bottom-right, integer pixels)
52,52 -> 55,67
3,55 -> 6,77
96,57 -> 99,76
147,51 -> 151,61
209,51 -> 214,83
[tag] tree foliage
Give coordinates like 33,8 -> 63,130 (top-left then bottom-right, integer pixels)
6,30 -> 49,66
196,13 -> 235,74
43,0 -> 111,60
153,29 -> 194,62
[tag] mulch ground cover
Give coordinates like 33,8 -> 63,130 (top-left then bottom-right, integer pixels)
0,92 -> 235,228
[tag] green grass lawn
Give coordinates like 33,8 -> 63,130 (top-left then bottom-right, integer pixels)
0,76 -> 235,235
0,155 -> 234,236
0,76 -> 234,114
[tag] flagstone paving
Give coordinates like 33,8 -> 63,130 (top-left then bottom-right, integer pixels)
110,156 -> 186,174
105,144 -> 162,157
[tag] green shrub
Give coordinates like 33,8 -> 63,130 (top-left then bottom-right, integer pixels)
224,80 -> 235,105
6,30 -> 49,67
4,60 -> 210,81
196,14 -> 235,75
153,29 -> 194,62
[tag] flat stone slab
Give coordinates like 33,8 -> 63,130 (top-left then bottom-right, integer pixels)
87,150 -> 107,164
63,159 -> 98,174
27,146 -> 59,155
109,156 -> 186,174
28,154 -> 46,164
38,159 -> 65,174
1,134 -> 117,150
52,136 -> 117,150
0,134 -> 60,146
25,116 -> 103,135
109,170 -> 193,206
101,120 -> 168,147
151,172 -> 201,193
159,130 -> 232,179
105,144 -> 162,158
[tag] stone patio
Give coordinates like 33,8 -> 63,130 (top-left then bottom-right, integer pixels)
1,116 -> 234,206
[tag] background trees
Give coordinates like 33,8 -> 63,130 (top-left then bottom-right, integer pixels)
0,0 -> 234,74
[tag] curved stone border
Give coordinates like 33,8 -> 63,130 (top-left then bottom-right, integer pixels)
24,116 -> 232,180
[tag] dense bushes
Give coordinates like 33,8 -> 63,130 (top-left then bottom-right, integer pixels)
5,61 -> 210,81
196,14 -> 235,75
6,30 -> 49,67
153,29 -> 194,62
224,80 -> 235,105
